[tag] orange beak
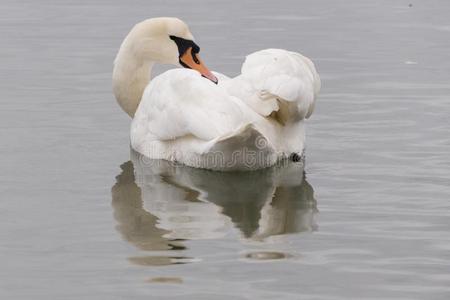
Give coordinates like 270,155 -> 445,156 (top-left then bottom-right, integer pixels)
180,47 -> 218,84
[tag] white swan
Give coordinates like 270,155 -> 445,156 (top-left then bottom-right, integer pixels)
113,17 -> 320,171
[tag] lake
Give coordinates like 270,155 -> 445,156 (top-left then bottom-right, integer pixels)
1,0 -> 449,299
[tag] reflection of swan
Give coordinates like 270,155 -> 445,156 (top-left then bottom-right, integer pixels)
112,161 -> 190,266
254,174 -> 317,240
111,150 -> 317,249
113,18 -> 320,170
111,161 -> 185,251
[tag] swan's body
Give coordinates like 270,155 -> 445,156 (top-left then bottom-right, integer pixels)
113,18 -> 320,171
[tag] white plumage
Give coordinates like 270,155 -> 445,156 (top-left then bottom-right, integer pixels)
113,18 -> 320,171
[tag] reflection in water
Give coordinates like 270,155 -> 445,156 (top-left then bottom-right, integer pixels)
111,150 -> 317,265
146,277 -> 183,284
112,160 -> 189,266
112,160 -> 186,250
128,255 -> 194,266
244,251 -> 291,261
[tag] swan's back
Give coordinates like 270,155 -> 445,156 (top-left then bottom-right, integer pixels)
131,49 -> 320,171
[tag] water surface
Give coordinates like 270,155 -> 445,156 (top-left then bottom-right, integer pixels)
1,0 -> 450,299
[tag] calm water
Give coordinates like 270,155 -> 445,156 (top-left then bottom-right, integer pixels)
1,0 -> 450,299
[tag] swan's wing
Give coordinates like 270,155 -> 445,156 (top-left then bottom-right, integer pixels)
132,69 -> 245,143
232,49 -> 320,120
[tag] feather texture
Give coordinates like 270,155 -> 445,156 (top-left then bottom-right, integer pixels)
130,49 -> 320,170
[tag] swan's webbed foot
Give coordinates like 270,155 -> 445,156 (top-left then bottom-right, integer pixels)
289,152 -> 302,162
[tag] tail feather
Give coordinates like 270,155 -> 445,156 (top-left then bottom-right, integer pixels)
196,124 -> 277,171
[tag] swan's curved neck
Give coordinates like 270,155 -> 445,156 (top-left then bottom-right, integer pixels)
113,53 -> 154,117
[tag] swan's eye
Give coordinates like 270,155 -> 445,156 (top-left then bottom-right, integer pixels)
192,43 -> 200,54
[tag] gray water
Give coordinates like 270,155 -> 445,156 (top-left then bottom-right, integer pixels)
1,0 -> 450,299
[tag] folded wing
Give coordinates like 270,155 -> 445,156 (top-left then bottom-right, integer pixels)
223,49 -> 320,122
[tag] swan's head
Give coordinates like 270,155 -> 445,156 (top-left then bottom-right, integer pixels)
123,17 -> 217,84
